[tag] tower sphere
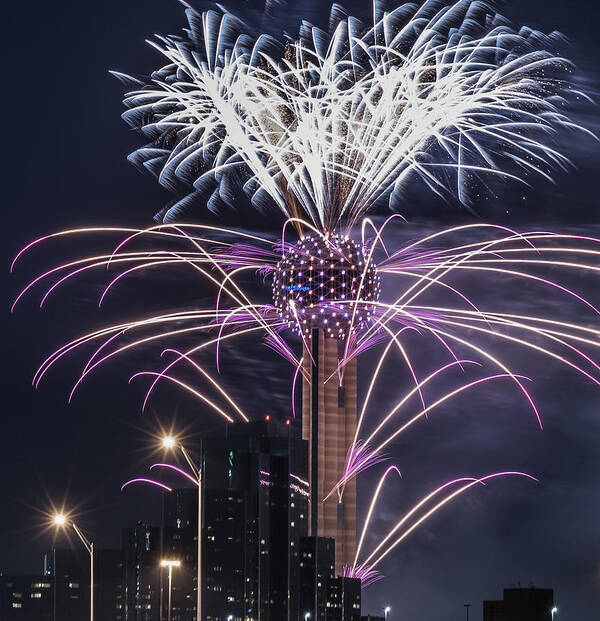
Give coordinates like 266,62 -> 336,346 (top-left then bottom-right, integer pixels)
272,234 -> 380,339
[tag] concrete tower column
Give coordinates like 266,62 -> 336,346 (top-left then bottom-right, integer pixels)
302,329 -> 357,575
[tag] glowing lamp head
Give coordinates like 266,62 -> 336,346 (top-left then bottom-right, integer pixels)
160,559 -> 181,568
162,436 -> 176,449
53,514 -> 67,527
272,234 -> 380,340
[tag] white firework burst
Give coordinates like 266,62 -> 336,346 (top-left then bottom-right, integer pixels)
118,0 -> 589,229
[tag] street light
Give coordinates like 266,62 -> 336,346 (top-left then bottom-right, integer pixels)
162,435 -> 176,449
160,560 -> 180,621
53,513 -> 94,621
162,436 -> 203,621
464,603 -> 472,621
551,607 -> 558,620
384,606 -> 391,620
304,613 -> 311,621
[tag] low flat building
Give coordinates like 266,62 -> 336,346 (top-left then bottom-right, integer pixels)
0,575 -> 52,621
484,586 -> 555,621
299,535 -> 361,621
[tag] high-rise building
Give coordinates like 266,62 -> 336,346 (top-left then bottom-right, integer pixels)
202,420 -> 309,621
325,576 -> 361,621
122,508 -> 198,621
121,420 -> 316,621
299,536 -> 336,620
483,587 -> 555,621
122,523 -> 161,620
303,332 -> 357,576
162,490 -> 198,621
95,549 -> 126,620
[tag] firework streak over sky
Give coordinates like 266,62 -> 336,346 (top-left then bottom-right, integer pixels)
112,0 -> 591,227
6,0 -> 600,613
12,216 -> 600,582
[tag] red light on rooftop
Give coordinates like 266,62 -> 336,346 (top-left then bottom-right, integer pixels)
265,415 -> 270,421
285,419 -> 291,426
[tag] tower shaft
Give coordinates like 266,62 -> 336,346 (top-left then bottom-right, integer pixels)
302,329 -> 357,575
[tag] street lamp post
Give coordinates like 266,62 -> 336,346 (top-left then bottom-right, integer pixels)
551,606 -> 558,620
161,560 -> 181,621
384,606 -> 391,620
464,603 -> 472,621
53,514 -> 94,621
304,613 -> 311,621
163,436 -> 203,621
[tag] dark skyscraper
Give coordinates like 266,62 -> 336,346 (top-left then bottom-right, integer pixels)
202,420 -> 309,621
95,549 -> 126,620
120,420 -> 319,621
122,523 -> 161,620
122,509 -> 198,621
43,547 -> 88,620
326,575 -> 362,621
299,536 -> 336,620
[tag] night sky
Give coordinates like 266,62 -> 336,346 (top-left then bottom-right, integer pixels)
3,1 -> 600,619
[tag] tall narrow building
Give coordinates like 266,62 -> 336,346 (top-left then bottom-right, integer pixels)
303,331 -> 357,576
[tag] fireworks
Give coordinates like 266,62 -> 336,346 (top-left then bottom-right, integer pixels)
14,220 -> 600,412
12,0 -> 598,589
119,0 -> 587,229
12,216 -> 600,580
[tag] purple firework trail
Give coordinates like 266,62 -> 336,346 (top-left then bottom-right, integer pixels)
11,0 -> 600,586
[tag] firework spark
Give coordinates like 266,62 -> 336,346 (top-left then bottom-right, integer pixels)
12,0 -> 598,589
117,0 -> 589,228
13,220 -> 600,530
13,219 -> 600,415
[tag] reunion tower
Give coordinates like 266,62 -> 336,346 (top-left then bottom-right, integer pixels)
274,233 -> 380,574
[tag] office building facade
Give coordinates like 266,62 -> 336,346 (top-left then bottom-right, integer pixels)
0,575 -> 53,621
